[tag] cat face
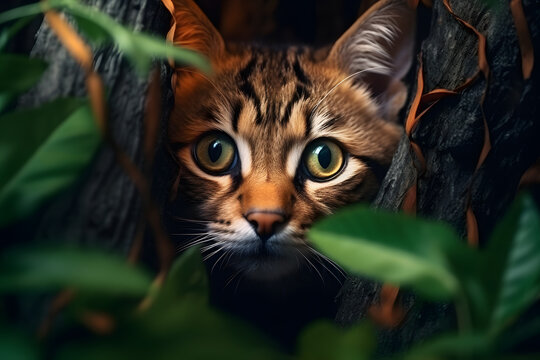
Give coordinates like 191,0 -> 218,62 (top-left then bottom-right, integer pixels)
168,0 -> 415,278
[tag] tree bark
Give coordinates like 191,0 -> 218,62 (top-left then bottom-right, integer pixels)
15,0 -> 174,257
336,0 -> 540,355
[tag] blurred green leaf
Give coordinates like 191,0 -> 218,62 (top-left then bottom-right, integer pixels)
0,0 -> 75,25
57,298 -> 289,360
0,1 -> 50,25
66,2 -> 210,75
71,13 -> 110,45
0,246 -> 151,295
0,54 -> 47,113
0,98 -> 83,188
152,247 -> 209,307
0,54 -> 47,93
400,332 -> 492,360
0,328 -> 39,360
484,194 -> 540,330
0,103 -> 101,226
0,16 -> 38,52
298,321 -> 374,360
308,206 -> 466,300
52,248 -> 287,360
0,0 -> 210,75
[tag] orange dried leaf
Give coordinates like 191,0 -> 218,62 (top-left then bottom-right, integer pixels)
368,285 -> 405,328
44,11 -> 92,70
510,0 -> 535,79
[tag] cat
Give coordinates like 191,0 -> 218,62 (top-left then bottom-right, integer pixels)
167,0 -> 415,344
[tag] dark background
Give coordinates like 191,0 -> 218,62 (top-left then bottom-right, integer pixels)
2,0 -> 430,56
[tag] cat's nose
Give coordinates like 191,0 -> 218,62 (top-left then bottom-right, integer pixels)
245,210 -> 286,242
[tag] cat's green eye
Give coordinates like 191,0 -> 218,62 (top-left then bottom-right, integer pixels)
194,132 -> 236,174
303,139 -> 344,180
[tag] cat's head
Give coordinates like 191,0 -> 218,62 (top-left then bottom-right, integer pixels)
168,0 -> 415,278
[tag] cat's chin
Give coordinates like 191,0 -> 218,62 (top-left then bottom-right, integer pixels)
236,252 -> 301,281
207,241 -> 307,281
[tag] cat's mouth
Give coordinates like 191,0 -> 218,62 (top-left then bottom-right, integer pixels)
203,238 -> 310,280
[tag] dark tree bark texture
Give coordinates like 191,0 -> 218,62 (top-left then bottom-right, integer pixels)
336,0 -> 540,355
15,0 -> 175,257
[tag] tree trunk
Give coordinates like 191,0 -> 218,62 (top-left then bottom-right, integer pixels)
336,0 -> 540,355
16,0 -> 174,258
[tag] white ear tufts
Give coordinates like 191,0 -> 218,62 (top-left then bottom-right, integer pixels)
327,0 -> 416,121
328,0 -> 415,80
344,14 -> 402,77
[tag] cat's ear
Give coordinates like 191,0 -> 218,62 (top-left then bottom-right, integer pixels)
171,0 -> 225,63
328,0 -> 416,120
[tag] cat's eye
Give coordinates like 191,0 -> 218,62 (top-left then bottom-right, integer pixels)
194,132 -> 237,174
303,139 -> 344,180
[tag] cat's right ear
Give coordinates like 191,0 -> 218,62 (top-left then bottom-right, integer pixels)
327,0 -> 416,120
171,0 -> 225,63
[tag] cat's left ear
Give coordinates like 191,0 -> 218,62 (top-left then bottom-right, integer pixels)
171,0 -> 226,63
328,0 -> 416,120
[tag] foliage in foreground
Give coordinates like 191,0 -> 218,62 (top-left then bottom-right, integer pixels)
309,193 -> 540,359
0,195 -> 539,360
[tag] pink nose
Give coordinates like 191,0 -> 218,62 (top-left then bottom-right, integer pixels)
245,211 -> 286,241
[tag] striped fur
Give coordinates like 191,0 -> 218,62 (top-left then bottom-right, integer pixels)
169,0 -> 413,279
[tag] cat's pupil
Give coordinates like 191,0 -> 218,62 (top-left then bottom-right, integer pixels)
208,141 -> 222,163
317,145 -> 331,169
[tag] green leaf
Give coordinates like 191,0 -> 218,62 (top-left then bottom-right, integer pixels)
0,246 -> 151,295
0,0 -> 210,75
485,194 -> 540,330
57,297 -> 289,360
53,248 -> 287,360
308,206 -> 467,300
0,2 -> 47,25
65,2 -> 211,75
0,0 -> 72,25
400,332 -> 492,360
0,98 -> 83,188
297,321 -> 375,360
0,328 -> 39,360
72,14 -> 111,46
0,16 -> 38,52
0,54 -> 47,93
0,54 -> 47,113
0,103 -> 101,226
153,247 -> 209,306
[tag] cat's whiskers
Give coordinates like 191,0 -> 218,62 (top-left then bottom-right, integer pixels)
176,238 -> 214,252
203,246 -> 225,262
211,248 -> 235,275
173,216 -> 213,222
307,248 -> 345,285
225,269 -> 244,290
171,232 -> 210,236
294,248 -> 324,284
175,233 -> 217,252
200,240 -> 225,253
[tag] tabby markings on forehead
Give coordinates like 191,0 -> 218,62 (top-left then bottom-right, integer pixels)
234,54 -> 314,128
237,57 -> 263,125
280,58 -> 311,127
